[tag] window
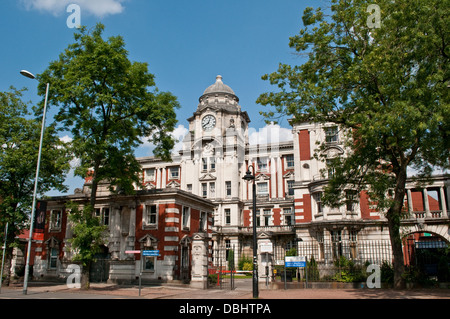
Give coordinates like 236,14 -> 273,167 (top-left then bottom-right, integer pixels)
210,157 -> 216,170
50,210 -> 62,230
326,159 -> 335,178
49,248 -> 58,269
254,210 -> 261,227
202,158 -> 208,171
287,180 -> 295,196
257,182 -> 269,195
169,167 -> 179,179
182,206 -> 190,229
225,209 -> 231,225
201,183 -> 207,198
286,154 -> 295,168
102,208 -> 110,226
186,184 -> 192,192
145,205 -> 157,226
144,168 -> 155,181
95,208 -> 110,226
314,192 -> 323,213
209,182 -> 215,198
345,190 -> 358,211
144,256 -> 155,271
263,209 -> 271,226
325,126 -> 339,143
200,211 -> 207,231
257,158 -> 267,171
283,208 -> 293,226
225,181 -> 232,197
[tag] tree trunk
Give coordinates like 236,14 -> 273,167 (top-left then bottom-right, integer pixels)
386,167 -> 408,289
80,262 -> 91,290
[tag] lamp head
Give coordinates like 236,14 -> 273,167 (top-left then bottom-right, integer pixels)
20,70 -> 36,80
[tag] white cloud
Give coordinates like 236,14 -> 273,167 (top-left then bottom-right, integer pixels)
248,123 -> 293,145
20,0 -> 126,17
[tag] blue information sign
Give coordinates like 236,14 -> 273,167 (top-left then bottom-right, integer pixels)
142,250 -> 159,256
285,256 -> 306,268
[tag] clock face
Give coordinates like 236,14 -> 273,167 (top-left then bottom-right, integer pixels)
201,115 -> 216,131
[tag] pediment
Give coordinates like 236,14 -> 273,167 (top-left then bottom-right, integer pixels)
166,180 -> 181,188
257,231 -> 272,239
283,171 -> 295,179
199,173 -> 216,181
256,173 -> 270,181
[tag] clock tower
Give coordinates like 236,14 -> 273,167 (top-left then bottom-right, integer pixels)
181,75 -> 250,239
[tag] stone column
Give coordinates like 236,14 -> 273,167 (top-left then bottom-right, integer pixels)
423,188 -> 431,218
439,187 -> 447,217
190,233 -> 209,289
407,189 -> 413,218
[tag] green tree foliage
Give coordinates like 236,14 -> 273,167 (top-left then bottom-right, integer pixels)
37,23 -> 180,288
38,23 -> 180,207
0,87 -> 70,284
257,0 -> 449,289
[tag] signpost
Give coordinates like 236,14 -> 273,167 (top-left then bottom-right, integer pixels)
284,256 -> 308,289
125,250 -> 159,296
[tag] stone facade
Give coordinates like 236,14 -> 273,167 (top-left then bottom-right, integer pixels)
25,75 -> 449,285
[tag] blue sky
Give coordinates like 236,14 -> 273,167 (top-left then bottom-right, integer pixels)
1,0 -> 312,194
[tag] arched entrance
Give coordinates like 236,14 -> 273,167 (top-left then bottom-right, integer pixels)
402,231 -> 449,281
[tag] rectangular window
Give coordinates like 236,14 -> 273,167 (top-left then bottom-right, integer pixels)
144,168 -> 155,181
201,183 -> 208,198
287,180 -> 295,196
225,181 -> 232,197
146,205 -> 157,225
325,126 -> 339,143
263,209 -> 271,226
257,182 -> 269,195
257,158 -> 267,171
186,184 -> 192,192
283,208 -> 293,226
255,210 -> 261,227
202,158 -> 208,171
225,209 -> 231,225
200,211 -> 207,231
182,206 -> 190,229
346,190 -> 358,212
102,208 -> 110,226
49,248 -> 58,269
210,157 -> 216,170
286,154 -> 294,168
209,182 -> 215,198
144,256 -> 155,271
50,210 -> 62,230
169,167 -> 179,179
314,192 -> 323,213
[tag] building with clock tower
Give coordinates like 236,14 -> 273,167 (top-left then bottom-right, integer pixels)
24,75 -> 449,286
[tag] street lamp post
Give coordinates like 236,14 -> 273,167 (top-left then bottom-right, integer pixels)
243,165 -> 258,299
20,70 -> 50,295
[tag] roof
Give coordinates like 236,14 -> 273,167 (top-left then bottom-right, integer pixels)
202,75 -> 236,96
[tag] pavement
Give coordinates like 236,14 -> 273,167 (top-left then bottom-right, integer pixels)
1,281 -> 448,318
0,280 -> 449,300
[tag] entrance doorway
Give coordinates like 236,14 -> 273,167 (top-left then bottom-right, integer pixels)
403,232 -> 449,281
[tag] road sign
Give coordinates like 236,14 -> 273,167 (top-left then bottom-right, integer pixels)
142,250 -> 159,256
285,256 -> 306,268
125,250 -> 141,254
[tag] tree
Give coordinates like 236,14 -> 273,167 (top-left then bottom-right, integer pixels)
257,0 -> 449,289
37,23 -> 180,288
0,87 -> 70,285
